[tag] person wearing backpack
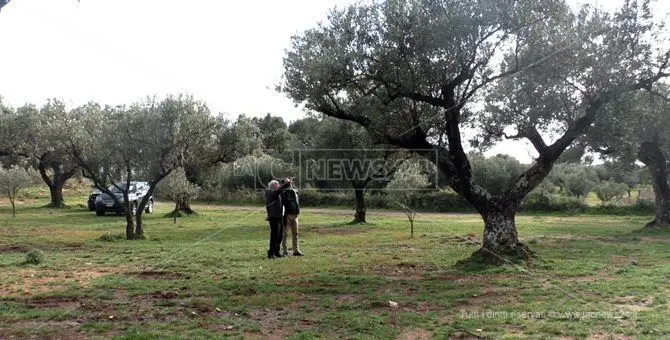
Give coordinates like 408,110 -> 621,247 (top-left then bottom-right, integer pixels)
265,179 -> 290,259
281,178 -> 303,256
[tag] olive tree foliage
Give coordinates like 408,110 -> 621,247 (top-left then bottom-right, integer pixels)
180,114 -> 262,214
27,100 -> 80,207
66,103 -> 144,239
0,0 -> 10,12
0,99 -> 80,207
65,95 -> 219,240
0,98 -> 32,159
594,180 -> 629,205
156,167 -> 200,222
587,87 -> 670,226
280,0 -> 669,261
288,116 -> 322,149
547,163 -> 598,199
251,114 -> 292,153
469,153 -> 527,196
386,160 -> 430,237
594,162 -> 642,197
0,165 -> 38,217
307,116 -> 409,223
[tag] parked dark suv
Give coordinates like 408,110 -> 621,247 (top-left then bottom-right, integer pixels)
87,188 -> 102,211
94,181 -> 154,216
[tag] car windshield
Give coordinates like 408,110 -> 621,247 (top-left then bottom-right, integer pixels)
109,184 -> 135,193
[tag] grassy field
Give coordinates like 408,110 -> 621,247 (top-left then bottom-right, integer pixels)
1,195 -> 670,340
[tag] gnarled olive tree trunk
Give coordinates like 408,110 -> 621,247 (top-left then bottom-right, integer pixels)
37,157 -> 78,208
174,197 -> 197,215
639,140 -> 670,227
474,203 -> 530,262
352,187 -> 367,223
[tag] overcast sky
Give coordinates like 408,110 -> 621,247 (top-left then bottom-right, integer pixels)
1,0 -> 668,163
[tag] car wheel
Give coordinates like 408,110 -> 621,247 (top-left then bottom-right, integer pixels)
95,208 -> 105,216
145,200 -> 154,214
131,201 -> 138,216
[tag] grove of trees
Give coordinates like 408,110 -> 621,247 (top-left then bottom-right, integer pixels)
280,0 -> 670,261
1,0 -> 669,265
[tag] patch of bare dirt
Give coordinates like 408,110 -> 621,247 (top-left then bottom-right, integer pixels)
0,321 -> 88,340
0,245 -> 29,253
458,286 -> 520,312
613,295 -> 653,312
397,328 -> 432,340
149,290 -> 180,300
440,233 -> 480,246
588,334 -> 632,340
503,325 -> 526,337
369,262 -> 438,280
609,256 -> 637,266
446,329 -> 486,339
569,273 -> 613,283
241,331 -> 292,340
334,294 -> 359,303
450,274 -> 511,285
26,296 -> 80,310
62,243 -> 86,250
247,308 -> 290,337
1,269 -> 110,297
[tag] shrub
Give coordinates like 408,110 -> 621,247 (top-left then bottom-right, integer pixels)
594,180 -> 629,205
200,154 -> 299,192
25,249 -> 44,265
521,192 -> 588,213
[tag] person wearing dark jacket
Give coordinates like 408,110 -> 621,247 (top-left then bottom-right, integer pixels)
265,179 -> 290,259
281,178 -> 303,256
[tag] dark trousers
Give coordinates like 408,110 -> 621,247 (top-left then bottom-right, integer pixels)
268,217 -> 283,255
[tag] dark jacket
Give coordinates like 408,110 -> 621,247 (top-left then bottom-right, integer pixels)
281,188 -> 300,215
265,182 -> 290,218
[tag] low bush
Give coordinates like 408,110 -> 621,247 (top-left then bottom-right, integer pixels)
25,249 -> 44,265
520,192 -> 588,213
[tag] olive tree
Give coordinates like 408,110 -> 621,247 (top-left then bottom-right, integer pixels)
588,88 -> 670,226
66,95 -> 219,239
34,100 -> 81,207
548,163 -> 598,199
594,180 -> 629,205
0,165 -> 38,217
66,103 -> 143,239
180,115 -> 262,214
0,100 -> 31,160
0,100 -> 80,207
306,116 -> 409,223
386,160 -> 430,237
281,0 -> 669,261
157,167 -> 201,222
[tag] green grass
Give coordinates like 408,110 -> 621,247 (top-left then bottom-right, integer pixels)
1,196 -> 669,339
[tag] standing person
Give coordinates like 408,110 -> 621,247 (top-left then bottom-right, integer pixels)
265,179 -> 290,259
281,178 -> 303,256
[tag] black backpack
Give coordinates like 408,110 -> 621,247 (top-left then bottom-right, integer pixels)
282,189 -> 300,215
